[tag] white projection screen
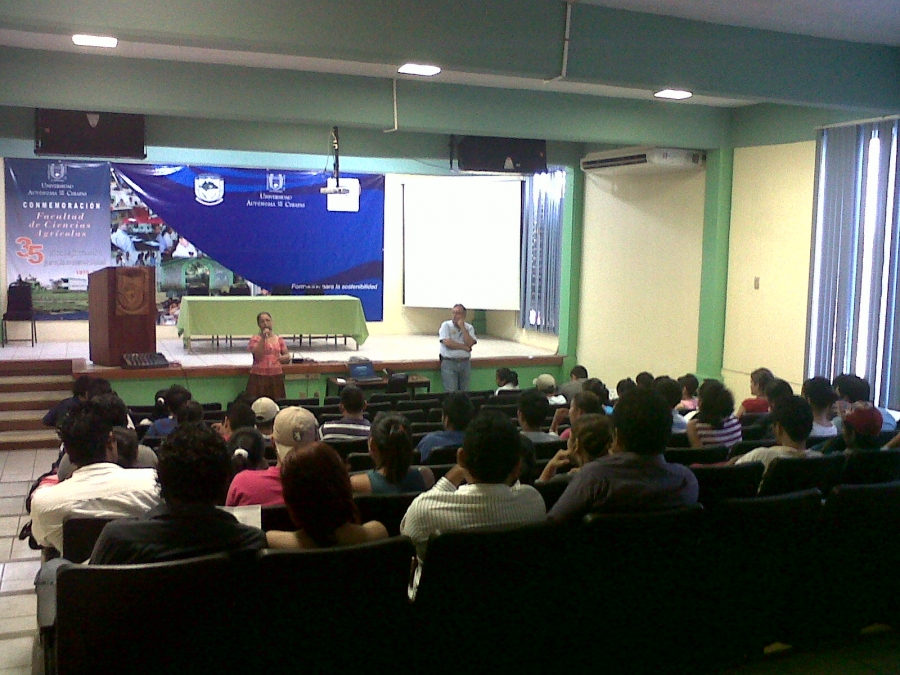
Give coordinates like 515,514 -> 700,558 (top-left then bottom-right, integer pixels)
402,175 -> 522,310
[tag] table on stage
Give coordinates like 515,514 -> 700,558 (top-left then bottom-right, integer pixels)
177,295 -> 369,350
327,375 -> 432,398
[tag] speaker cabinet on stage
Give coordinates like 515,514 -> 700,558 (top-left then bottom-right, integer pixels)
89,267 -> 156,367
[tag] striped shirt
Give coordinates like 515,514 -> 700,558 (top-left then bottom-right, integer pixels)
319,417 -> 371,442
694,415 -> 742,449
400,477 -> 546,560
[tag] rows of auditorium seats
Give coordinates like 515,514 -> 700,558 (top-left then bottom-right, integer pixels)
45,480 -> 900,675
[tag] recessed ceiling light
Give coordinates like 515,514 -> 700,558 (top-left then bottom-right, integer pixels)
398,63 -> 441,77
72,34 -> 118,48
654,89 -> 692,100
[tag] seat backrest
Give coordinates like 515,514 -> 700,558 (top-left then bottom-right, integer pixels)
260,503 -> 293,532
306,404 -> 340,422
369,391 -> 410,405
704,489 -> 822,650
365,400 -> 392,415
353,492 -> 421,537
757,454 -> 846,497
478,404 -> 518,418
533,479 -> 569,511
691,462 -> 765,507
667,432 -> 690,448
323,438 -> 370,460
6,283 -> 33,313
411,421 -> 443,434
56,553 -> 245,675
532,438 -> 568,460
256,537 -> 415,673
346,451 -> 374,472
62,516 -> 115,563
841,448 -> 900,485
425,445 -> 459,465
664,446 -> 728,466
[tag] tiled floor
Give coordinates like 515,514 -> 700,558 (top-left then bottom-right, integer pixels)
0,448 -> 47,675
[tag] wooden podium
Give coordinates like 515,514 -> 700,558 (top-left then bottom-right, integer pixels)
89,267 -> 157,367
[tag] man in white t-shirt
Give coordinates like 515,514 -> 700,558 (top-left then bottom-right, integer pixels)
734,396 -> 821,471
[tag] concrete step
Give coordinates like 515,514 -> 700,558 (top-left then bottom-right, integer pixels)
0,391 -> 67,413
0,375 -> 72,394
0,410 -> 46,433
0,429 -> 60,452
0,360 -> 72,377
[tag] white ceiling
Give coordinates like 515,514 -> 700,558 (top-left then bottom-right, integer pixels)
580,0 -> 900,46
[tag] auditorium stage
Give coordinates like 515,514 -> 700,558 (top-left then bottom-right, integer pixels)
0,324 -> 563,402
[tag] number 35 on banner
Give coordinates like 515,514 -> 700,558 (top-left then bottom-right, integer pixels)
15,237 -> 44,264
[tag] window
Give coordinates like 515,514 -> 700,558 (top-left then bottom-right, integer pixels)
520,170 -> 565,334
807,118 -> 900,408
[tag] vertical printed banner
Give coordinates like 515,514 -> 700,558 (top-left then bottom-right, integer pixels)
4,159 -> 110,318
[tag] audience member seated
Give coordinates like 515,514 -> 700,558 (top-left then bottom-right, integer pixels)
143,385 -> 192,439
251,396 -> 279,458
42,375 -> 93,428
635,371 -> 655,389
686,380 -> 742,449
57,396 -> 159,480
559,365 -> 589,402
582,378 -> 614,414
266,442 -> 388,549
228,427 -> 269,477
533,374 -> 567,405
91,424 -> 267,564
401,411 -> 546,561
736,367 -> 775,418
803,376 -> 839,438
176,400 -> 204,427
495,367 -> 520,394
226,406 -> 318,506
655,376 -> 688,433
518,389 -> 556,442
549,391 -> 602,440
417,393 -> 474,462
678,373 -> 700,412
538,414 -> 613,483
832,374 -> 897,434
732,395 -> 821,470
840,407 -> 887,452
31,398 -> 160,554
548,388 -> 699,524
616,377 -> 637,402
213,400 -> 256,442
319,385 -> 371,442
350,413 -> 434,494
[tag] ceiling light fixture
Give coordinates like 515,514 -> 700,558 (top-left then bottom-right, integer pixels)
398,63 -> 441,77
654,89 -> 692,100
72,34 -> 118,48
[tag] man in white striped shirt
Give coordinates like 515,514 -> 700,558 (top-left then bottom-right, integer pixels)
319,386 -> 371,442
400,411 -> 546,560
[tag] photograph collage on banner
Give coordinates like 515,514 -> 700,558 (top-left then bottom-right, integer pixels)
4,158 -> 386,322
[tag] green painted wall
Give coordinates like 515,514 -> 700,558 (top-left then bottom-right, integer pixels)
695,148 -> 734,380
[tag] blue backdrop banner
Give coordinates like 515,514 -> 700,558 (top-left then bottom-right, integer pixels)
4,159 -> 110,317
111,164 -> 385,321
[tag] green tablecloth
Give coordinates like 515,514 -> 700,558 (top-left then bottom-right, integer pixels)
177,296 -> 369,347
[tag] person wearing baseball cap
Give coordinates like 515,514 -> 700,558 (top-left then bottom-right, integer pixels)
251,397 -> 279,459
225,406 -> 318,506
533,374 -> 567,405
842,406 -> 885,450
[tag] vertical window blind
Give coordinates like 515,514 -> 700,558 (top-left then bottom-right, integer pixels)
520,170 -> 565,334
807,119 -> 900,408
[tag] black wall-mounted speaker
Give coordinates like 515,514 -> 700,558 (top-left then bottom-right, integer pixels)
456,135 -> 547,174
35,109 -> 146,159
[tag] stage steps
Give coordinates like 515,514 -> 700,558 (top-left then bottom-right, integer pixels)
0,361 -> 72,452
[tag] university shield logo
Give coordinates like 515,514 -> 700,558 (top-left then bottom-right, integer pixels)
267,172 -> 285,192
47,163 -> 67,181
194,173 -> 225,206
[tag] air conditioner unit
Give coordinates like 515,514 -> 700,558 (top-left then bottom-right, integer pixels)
580,147 -> 706,175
